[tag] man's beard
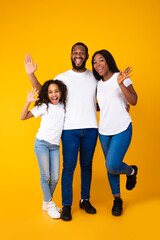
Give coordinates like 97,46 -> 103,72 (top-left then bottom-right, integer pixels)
71,59 -> 87,70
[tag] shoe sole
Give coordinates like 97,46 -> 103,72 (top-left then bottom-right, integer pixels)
112,210 -> 122,216
61,216 -> 72,221
126,165 -> 138,190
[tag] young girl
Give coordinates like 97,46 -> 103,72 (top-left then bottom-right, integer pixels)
92,50 -> 138,216
21,80 -> 67,219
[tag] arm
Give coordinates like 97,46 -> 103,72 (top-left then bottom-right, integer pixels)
24,54 -> 42,92
21,88 -> 39,120
117,67 -> 138,106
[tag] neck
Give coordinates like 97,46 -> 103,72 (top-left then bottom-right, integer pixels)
72,67 -> 87,73
103,71 -> 114,81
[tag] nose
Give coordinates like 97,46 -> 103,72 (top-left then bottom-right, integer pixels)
76,52 -> 81,58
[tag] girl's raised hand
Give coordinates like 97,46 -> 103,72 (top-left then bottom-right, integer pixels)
24,54 -> 37,75
27,88 -> 39,103
117,67 -> 132,85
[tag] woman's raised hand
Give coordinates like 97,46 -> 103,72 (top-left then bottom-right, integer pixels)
117,67 -> 132,85
24,54 -> 37,75
27,88 -> 39,103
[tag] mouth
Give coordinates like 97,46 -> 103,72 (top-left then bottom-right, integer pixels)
51,97 -> 59,104
96,67 -> 103,74
74,58 -> 83,65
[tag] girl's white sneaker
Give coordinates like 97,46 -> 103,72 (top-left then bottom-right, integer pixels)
47,202 -> 60,219
42,201 -> 61,213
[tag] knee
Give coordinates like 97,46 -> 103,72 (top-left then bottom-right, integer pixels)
40,173 -> 49,183
106,161 -> 119,174
50,178 -> 59,185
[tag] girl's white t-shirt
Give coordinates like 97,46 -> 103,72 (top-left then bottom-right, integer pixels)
55,69 -> 98,130
31,103 -> 65,145
97,72 -> 132,135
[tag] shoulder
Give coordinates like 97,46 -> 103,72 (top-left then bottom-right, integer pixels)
54,70 -> 72,80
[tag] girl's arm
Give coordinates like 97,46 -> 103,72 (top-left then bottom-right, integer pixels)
117,67 -> 138,106
24,54 -> 42,92
21,88 -> 39,120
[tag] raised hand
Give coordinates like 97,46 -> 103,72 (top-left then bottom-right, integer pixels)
24,54 -> 37,75
27,88 -> 39,103
117,67 -> 132,85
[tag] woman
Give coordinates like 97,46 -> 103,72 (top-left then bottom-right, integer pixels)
92,50 -> 138,216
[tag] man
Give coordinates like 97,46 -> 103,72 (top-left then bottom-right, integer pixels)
24,42 -> 98,221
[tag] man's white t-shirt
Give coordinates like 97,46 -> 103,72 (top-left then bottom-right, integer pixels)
31,103 -> 65,145
55,69 -> 98,130
97,72 -> 132,135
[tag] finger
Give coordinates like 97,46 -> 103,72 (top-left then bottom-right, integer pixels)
26,54 -> 30,62
127,69 -> 133,75
34,90 -> 39,96
124,67 -> 132,73
31,88 -> 35,94
33,88 -> 36,94
127,75 -> 132,78
34,98 -> 39,102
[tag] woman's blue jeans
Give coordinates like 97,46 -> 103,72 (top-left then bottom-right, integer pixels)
34,138 -> 60,202
99,123 -> 133,195
61,128 -> 98,206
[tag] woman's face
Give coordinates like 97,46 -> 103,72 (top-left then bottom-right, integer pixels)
48,83 -> 61,105
93,53 -> 110,77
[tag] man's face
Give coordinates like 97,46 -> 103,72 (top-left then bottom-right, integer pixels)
71,45 -> 88,71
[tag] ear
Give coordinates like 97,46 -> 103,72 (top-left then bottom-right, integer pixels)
86,54 -> 89,60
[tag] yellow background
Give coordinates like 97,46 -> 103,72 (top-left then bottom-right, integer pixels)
0,0 -> 160,239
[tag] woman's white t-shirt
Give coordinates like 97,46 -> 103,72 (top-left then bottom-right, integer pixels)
31,103 -> 65,145
97,72 -> 132,135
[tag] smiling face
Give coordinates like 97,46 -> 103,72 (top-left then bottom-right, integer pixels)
93,53 -> 113,79
48,83 -> 61,105
71,44 -> 88,71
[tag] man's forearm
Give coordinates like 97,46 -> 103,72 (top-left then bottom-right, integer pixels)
28,73 -> 42,92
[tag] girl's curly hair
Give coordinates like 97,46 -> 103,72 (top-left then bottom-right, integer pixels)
35,79 -> 67,109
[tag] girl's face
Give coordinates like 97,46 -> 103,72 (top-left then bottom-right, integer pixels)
93,54 -> 111,77
48,83 -> 61,105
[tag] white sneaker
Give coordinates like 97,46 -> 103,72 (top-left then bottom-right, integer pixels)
47,202 -> 60,219
42,201 -> 61,213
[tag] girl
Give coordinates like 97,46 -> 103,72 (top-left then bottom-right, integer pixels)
92,50 -> 138,216
21,80 -> 67,219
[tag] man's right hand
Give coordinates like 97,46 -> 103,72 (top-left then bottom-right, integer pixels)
24,54 -> 37,75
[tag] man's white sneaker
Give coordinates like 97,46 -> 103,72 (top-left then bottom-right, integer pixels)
47,202 -> 60,219
42,201 -> 61,213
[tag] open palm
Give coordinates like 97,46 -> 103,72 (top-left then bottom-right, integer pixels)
117,67 -> 132,84
27,88 -> 39,103
24,54 -> 37,75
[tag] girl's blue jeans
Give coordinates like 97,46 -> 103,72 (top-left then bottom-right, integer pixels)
34,138 -> 60,202
99,123 -> 133,195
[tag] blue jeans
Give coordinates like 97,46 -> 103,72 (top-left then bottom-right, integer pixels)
34,138 -> 60,202
99,123 -> 133,195
61,128 -> 98,206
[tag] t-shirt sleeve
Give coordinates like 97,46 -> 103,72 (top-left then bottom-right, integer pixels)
123,78 -> 133,87
30,104 -> 46,118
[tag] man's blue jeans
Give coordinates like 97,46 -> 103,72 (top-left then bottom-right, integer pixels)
99,123 -> 133,195
34,138 -> 60,202
61,128 -> 98,206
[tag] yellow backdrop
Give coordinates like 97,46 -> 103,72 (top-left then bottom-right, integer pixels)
0,0 -> 160,239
